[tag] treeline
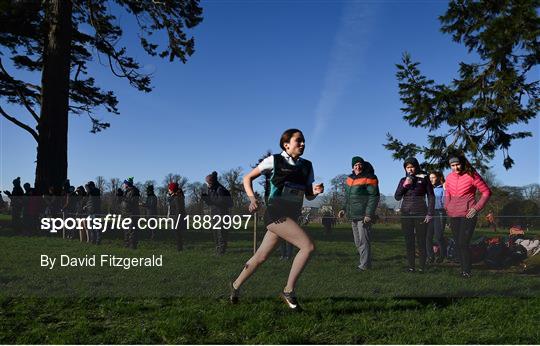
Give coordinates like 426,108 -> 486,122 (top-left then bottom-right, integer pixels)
90,168 -> 255,216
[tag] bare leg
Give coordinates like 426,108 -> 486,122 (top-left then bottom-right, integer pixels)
267,218 -> 315,293
233,230 -> 280,289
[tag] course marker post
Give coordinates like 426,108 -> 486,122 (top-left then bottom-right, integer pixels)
253,212 -> 257,254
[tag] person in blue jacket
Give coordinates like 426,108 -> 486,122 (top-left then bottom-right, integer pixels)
426,171 -> 447,263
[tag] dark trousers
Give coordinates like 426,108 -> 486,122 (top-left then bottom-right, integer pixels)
280,240 -> 294,259
427,210 -> 446,259
213,228 -> 228,254
401,216 -> 427,269
449,216 -> 477,274
123,216 -> 138,249
175,228 -> 183,251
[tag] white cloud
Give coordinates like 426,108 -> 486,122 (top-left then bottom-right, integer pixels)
311,2 -> 376,148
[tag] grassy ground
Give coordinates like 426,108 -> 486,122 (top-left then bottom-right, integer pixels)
1,216 -> 539,343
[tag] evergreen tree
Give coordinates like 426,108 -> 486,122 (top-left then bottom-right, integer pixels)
0,0 -> 203,192
385,0 -> 538,172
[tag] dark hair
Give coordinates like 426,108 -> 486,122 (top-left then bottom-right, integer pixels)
279,128 -> 303,150
457,155 -> 476,177
429,171 -> 445,184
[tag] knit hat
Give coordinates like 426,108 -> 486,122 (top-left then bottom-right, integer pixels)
123,177 -> 134,187
351,156 -> 364,168
206,171 -> 218,185
403,157 -> 420,169
448,157 -> 460,165
168,182 -> 179,192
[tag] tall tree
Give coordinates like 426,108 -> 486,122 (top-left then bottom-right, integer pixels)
0,0 -> 203,192
385,0 -> 538,172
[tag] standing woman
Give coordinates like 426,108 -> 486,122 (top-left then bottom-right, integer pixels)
445,155 -> 491,278
394,157 -> 435,272
426,171 -> 447,263
230,129 -> 324,310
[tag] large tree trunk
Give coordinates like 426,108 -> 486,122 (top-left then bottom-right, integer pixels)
35,0 -> 72,193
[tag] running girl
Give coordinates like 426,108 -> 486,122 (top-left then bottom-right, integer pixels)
230,129 -> 324,310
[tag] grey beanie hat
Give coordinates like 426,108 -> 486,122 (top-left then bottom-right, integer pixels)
448,157 -> 460,165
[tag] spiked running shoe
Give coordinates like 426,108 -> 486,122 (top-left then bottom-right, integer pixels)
229,281 -> 240,304
280,291 -> 302,311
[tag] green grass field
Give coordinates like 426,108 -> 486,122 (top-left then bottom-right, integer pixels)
1,217 -> 539,343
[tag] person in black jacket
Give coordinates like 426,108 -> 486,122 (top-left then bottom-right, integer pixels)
167,182 -> 186,251
84,181 -> 102,244
121,178 -> 140,249
3,177 -> 24,231
141,185 -> 158,239
394,157 -> 435,272
73,186 -> 88,242
202,171 -> 233,255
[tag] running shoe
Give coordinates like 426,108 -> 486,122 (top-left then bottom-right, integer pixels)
229,281 -> 240,304
461,271 -> 472,279
280,291 -> 302,311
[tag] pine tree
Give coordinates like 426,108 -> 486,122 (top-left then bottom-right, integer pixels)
385,0 -> 538,172
0,0 -> 203,192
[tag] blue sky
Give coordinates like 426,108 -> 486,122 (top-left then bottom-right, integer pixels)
1,0 -> 538,197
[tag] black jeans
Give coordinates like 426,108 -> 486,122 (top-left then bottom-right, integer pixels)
401,215 -> 427,269
426,210 -> 447,259
449,216 -> 477,274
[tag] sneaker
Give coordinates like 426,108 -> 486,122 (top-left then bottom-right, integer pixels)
461,272 -> 472,279
357,265 -> 368,271
229,281 -> 240,304
407,267 -> 415,273
280,291 -> 302,311
417,267 -> 425,274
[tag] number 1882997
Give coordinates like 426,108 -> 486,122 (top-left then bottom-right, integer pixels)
183,215 -> 253,230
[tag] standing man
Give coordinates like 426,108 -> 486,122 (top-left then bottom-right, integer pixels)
3,177 -> 24,231
202,171 -> 233,255
167,182 -> 186,251
338,157 -> 380,271
84,181 -> 102,244
141,185 -> 158,239
121,177 -> 140,249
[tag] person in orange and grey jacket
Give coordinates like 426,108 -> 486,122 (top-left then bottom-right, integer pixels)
338,156 -> 380,271
394,157 -> 435,273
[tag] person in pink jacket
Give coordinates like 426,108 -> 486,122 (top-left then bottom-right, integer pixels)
445,155 -> 492,278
